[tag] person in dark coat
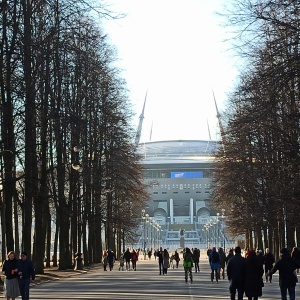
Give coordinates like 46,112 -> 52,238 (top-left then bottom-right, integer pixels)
207,248 -> 212,260
218,247 -> 227,279
244,249 -> 264,300
157,247 -> 164,275
268,247 -> 300,300
2,251 -> 21,300
17,252 -> 35,300
291,247 -> 300,274
256,249 -> 264,265
107,250 -> 116,271
193,248 -> 200,273
226,248 -> 234,265
174,250 -> 180,268
227,246 -> 246,300
123,248 -> 132,271
263,248 -> 275,283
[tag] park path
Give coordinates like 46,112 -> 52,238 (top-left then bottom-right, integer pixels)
26,254 -> 298,299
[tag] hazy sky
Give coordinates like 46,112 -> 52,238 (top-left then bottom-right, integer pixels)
102,0 -> 238,142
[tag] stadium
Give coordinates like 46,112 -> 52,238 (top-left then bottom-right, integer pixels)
137,139 -> 231,251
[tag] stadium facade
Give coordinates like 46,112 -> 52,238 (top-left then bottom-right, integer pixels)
137,140 -> 230,250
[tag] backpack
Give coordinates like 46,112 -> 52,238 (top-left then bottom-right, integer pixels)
211,252 -> 219,263
185,253 -> 191,262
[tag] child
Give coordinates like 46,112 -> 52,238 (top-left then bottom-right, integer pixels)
119,254 -> 125,271
102,251 -> 108,271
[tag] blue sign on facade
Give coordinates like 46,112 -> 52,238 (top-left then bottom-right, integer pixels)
171,171 -> 203,178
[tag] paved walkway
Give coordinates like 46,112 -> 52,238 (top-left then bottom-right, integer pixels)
19,256 -> 300,299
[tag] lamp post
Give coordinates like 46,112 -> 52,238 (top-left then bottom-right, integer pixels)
145,214 -> 149,248
221,209 -> 226,250
216,213 -> 220,248
158,225 -> 162,248
73,146 -> 83,270
141,209 -> 146,250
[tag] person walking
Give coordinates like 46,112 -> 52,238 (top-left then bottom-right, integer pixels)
193,248 -> 200,273
131,249 -> 138,271
218,247 -> 227,280
183,247 -> 194,283
102,251 -> 108,271
148,249 -> 152,260
157,247 -> 163,275
119,253 -> 125,271
107,250 -> 116,271
227,246 -> 246,300
174,250 -> 180,268
123,248 -> 131,271
2,251 -> 21,300
207,248 -> 212,260
267,247 -> 300,300
244,249 -> 264,300
162,249 -> 170,275
17,251 -> 35,300
226,248 -> 234,265
291,247 -> 300,274
209,247 -> 220,283
264,248 -> 275,283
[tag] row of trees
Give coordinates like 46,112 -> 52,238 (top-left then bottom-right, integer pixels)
213,0 -> 300,258
0,0 -> 148,273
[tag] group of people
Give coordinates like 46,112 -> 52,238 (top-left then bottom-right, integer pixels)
226,246 -> 300,300
2,251 -> 35,300
102,248 -> 139,271
101,245 -> 300,299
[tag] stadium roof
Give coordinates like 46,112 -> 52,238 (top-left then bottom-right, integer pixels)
138,140 -> 220,164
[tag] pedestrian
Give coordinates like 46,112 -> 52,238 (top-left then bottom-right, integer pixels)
17,251 -> 35,300
291,247 -> 300,274
207,248 -> 212,260
256,249 -> 264,265
119,253 -> 125,271
193,248 -> 200,273
131,249 -> 138,271
227,246 -> 246,300
107,249 -> 115,271
263,248 -> 275,283
226,248 -> 234,265
2,251 -> 21,300
174,250 -> 180,268
218,247 -> 226,280
209,247 -> 220,283
102,251 -> 108,271
244,249 -> 264,300
157,247 -> 163,275
162,249 -> 170,275
267,247 -> 300,300
148,249 -> 152,260
183,247 -> 194,283
154,249 -> 158,260
124,248 -> 131,271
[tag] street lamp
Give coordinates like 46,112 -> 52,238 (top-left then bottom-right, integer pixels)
73,146 -> 83,270
145,214 -> 149,249
141,209 -> 146,250
216,213 -> 220,247
221,209 -> 226,250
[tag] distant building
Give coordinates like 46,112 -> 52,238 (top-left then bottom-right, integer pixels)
138,140 -> 228,250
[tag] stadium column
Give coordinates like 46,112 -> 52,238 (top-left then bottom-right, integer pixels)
190,198 -> 193,224
170,198 -> 174,224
